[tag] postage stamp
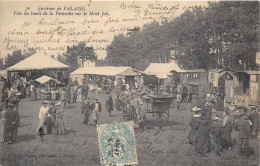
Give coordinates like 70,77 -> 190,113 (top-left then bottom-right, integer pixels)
97,121 -> 138,166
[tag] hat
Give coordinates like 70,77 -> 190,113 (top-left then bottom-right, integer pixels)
55,102 -> 62,106
230,102 -> 235,106
205,102 -> 210,106
95,98 -> 98,101
192,107 -> 201,112
42,100 -> 48,104
207,93 -> 211,97
213,117 -> 220,121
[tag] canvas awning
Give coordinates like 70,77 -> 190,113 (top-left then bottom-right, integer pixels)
7,52 -> 70,71
36,75 -> 61,84
71,66 -> 141,76
144,61 -> 185,78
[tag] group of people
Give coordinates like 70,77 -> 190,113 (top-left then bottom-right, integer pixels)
188,95 -> 258,157
81,91 -> 113,126
37,100 -> 65,142
0,88 -> 20,144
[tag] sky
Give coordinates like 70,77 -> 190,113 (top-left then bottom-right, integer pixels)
0,1 -> 209,59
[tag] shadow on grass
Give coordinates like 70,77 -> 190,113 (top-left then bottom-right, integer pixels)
16,134 -> 37,143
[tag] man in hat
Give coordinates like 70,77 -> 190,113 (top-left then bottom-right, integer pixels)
234,109 -> 254,157
203,102 -> 212,121
5,102 -> 19,144
211,116 -> 223,156
81,98 -> 91,125
91,98 -> 102,126
105,92 -> 113,117
188,107 -> 201,145
247,106 -> 259,139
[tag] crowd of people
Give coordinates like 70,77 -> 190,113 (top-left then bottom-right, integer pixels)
188,92 -> 259,157
0,75 -> 259,161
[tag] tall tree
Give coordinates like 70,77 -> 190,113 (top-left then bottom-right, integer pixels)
4,50 -> 25,68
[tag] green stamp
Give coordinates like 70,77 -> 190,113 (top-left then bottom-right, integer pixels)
97,121 -> 138,166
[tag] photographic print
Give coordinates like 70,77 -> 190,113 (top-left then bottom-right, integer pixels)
0,1 -> 259,165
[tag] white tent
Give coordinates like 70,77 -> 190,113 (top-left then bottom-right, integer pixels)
144,61 -> 185,79
36,75 -> 61,84
7,52 -> 69,71
70,66 -> 133,76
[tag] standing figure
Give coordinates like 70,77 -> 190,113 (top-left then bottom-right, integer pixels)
12,105 -> 20,141
66,85 -> 71,104
91,98 -> 102,126
54,102 -> 65,135
0,107 -> 7,143
211,117 -> 223,156
81,98 -> 91,125
30,84 -> 37,101
72,85 -> 78,103
81,82 -> 89,102
234,110 -> 254,157
36,100 -> 49,142
176,92 -> 182,111
194,111 -> 211,154
221,108 -> 234,149
247,106 -> 259,139
106,92 -> 113,117
188,107 -> 201,145
77,87 -> 82,103
5,102 -> 19,144
60,88 -> 67,109
48,102 -> 57,134
203,102 -> 212,121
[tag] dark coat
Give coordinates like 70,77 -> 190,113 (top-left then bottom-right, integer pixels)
106,95 -> 113,112
234,118 -> 250,139
188,115 -> 200,144
247,110 -> 259,135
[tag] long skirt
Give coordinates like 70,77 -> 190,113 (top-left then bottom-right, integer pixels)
194,135 -> 211,154
221,126 -> 232,148
0,120 -> 6,143
36,118 -> 47,135
54,118 -> 65,135
188,128 -> 196,144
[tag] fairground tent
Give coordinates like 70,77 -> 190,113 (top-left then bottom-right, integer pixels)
70,66 -> 143,84
36,75 -> 61,84
144,61 -> 185,79
7,52 -> 69,71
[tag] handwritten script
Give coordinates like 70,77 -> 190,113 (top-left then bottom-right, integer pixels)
1,2 -> 207,57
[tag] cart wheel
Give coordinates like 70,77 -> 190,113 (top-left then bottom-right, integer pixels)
130,98 -> 144,126
153,111 -> 169,127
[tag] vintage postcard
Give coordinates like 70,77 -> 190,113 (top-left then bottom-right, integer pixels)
0,1 -> 259,166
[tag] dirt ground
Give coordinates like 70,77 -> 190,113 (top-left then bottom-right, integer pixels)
0,90 -> 259,166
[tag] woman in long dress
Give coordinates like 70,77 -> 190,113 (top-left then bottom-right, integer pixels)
0,108 -> 7,143
54,102 -> 65,135
194,112 -> 211,154
36,100 -> 49,141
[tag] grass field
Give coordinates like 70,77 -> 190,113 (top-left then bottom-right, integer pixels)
0,90 -> 259,166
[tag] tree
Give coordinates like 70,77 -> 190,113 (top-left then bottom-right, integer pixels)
4,50 -> 25,68
63,42 -> 97,71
